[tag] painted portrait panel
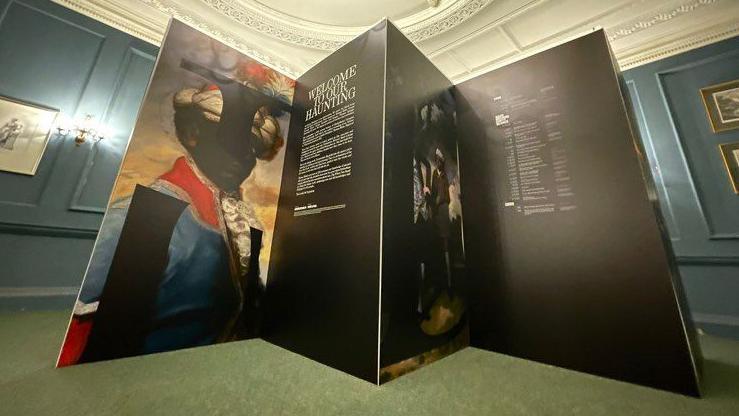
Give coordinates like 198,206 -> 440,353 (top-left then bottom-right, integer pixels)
58,20 -> 295,366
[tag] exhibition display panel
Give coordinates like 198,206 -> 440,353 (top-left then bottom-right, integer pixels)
57,18 -> 700,396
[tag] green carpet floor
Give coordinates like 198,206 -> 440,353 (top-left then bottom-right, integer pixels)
1,311 -> 738,415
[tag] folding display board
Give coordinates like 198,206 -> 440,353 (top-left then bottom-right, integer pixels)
456,31 -> 701,396
58,18 -> 700,396
265,21 -> 467,383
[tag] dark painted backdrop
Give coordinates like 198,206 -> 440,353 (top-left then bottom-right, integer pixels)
0,0 -> 157,309
623,36 -> 739,339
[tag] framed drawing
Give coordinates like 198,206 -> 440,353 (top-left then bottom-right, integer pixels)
700,80 -> 739,133
0,96 -> 58,175
719,142 -> 739,194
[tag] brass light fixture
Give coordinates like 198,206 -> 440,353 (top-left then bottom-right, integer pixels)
55,114 -> 109,145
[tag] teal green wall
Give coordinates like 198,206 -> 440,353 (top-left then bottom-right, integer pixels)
0,0 -> 157,309
623,36 -> 739,339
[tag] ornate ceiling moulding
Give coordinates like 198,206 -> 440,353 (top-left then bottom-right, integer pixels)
606,0 -> 718,42
402,0 -> 493,42
615,19 -> 739,69
54,0 -> 303,77
198,0 -> 347,51
200,0 -> 494,50
55,0 -> 493,76
141,0 -> 302,77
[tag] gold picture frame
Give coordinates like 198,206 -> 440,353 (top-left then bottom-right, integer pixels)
0,95 -> 58,175
719,142 -> 739,194
700,79 -> 739,133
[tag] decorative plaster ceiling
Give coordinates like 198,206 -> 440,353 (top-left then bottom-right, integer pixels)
249,0 -> 429,27
53,0 -> 739,82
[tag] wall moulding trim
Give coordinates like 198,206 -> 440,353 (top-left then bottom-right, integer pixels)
651,47 -> 739,244
51,0 -> 166,45
676,255 -> 739,266
624,80 -> 682,239
0,221 -> 98,239
0,286 -> 79,298
693,312 -> 739,329
68,46 -> 157,214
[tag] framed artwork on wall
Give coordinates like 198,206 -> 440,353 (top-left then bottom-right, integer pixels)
0,96 -> 58,175
700,79 -> 739,133
719,141 -> 739,194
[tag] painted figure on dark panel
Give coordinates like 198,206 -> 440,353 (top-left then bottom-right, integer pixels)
412,96 -> 463,326
58,36 -> 294,366
381,81 -> 467,382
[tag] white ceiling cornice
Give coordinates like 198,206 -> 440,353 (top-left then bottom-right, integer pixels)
608,0 -> 718,41
52,0 -> 739,82
154,0 -> 493,50
606,0 -> 739,69
140,0 -> 303,76
403,0 -> 493,42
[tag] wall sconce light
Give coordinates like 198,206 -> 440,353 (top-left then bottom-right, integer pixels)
55,114 -> 110,145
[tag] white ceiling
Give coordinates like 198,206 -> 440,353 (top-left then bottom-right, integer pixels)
54,0 -> 739,82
